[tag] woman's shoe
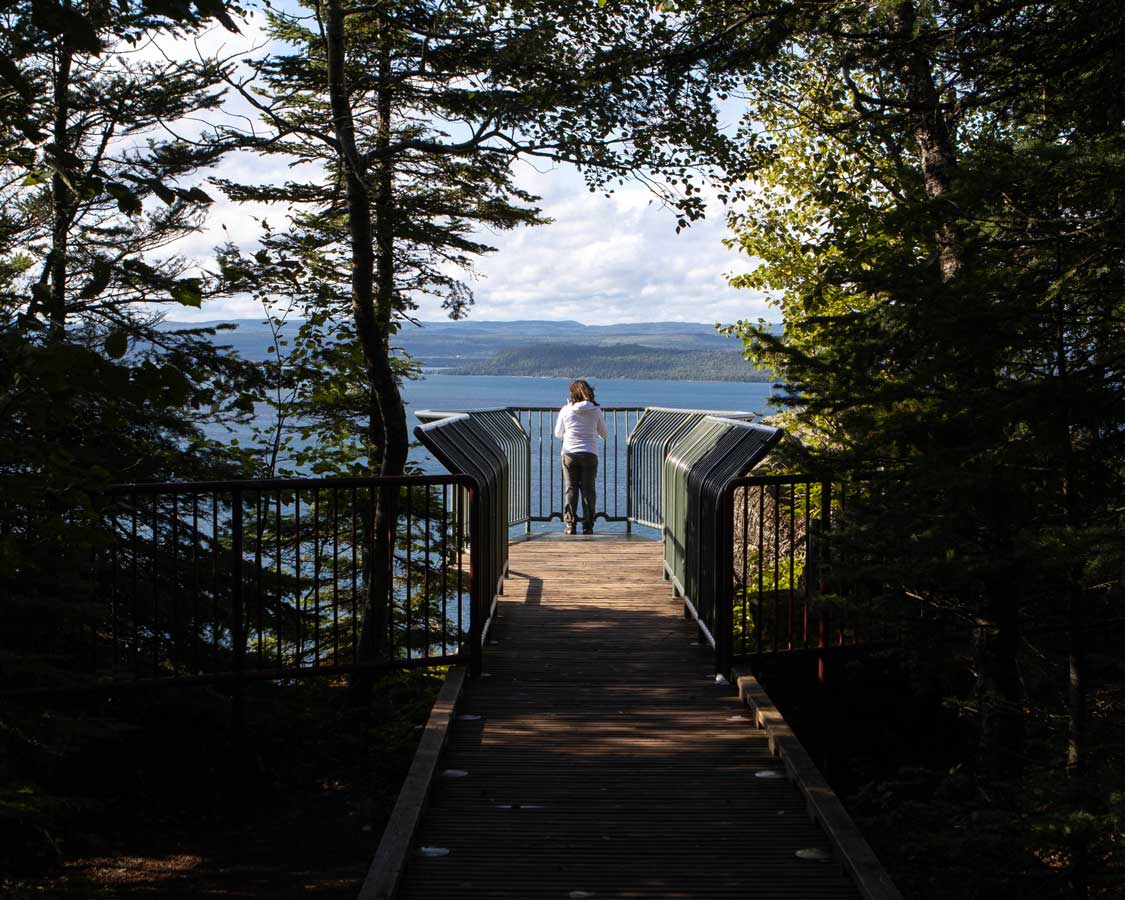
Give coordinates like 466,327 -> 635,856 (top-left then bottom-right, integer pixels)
565,526 -> 576,535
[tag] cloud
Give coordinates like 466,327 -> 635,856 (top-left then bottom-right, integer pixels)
417,162 -> 772,327
144,7 -> 774,329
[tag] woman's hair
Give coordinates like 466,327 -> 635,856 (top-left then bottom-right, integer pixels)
569,379 -> 598,405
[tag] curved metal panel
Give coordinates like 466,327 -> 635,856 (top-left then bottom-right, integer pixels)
414,414 -> 511,673
662,417 -> 782,668
628,407 -> 754,530
416,408 -> 529,528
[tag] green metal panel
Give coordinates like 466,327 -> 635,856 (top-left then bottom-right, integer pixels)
662,419 -> 729,593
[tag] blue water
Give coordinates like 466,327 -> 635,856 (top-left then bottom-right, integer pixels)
214,374 -> 778,535
404,373 -> 775,417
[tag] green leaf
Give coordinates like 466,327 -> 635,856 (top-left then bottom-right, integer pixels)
151,181 -> 177,205
183,186 -> 214,204
79,258 -> 113,299
104,331 -> 129,359
22,171 -> 47,187
106,181 -> 143,216
170,279 -> 203,307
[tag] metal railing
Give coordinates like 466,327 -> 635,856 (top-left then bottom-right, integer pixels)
511,406 -> 643,528
416,408 -> 529,528
90,475 -> 475,692
721,476 -> 905,677
662,417 -> 782,666
627,407 -> 754,530
414,414 -> 510,673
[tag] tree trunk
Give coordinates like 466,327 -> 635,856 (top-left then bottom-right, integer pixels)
48,38 -> 74,339
888,1 -> 962,282
321,0 -> 407,699
974,575 -> 1024,794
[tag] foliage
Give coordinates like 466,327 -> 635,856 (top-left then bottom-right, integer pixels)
0,0 -> 263,687
719,0 -> 1125,891
450,342 -> 771,381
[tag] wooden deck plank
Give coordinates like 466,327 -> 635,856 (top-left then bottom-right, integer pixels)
395,540 -> 861,900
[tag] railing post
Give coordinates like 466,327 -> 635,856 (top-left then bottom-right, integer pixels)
467,483 -> 483,678
625,435 -> 633,534
716,485 -> 734,678
817,481 -> 832,686
230,488 -> 246,732
525,418 -> 532,534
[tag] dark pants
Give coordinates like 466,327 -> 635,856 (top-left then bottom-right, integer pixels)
562,452 -> 598,532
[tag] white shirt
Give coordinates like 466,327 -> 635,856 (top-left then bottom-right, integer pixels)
554,401 -> 608,455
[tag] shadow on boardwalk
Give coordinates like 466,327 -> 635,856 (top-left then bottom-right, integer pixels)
398,539 -> 859,900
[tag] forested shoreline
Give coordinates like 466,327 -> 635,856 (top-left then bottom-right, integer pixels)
448,343 -> 771,382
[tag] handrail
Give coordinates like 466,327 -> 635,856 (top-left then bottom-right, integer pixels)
5,474 -> 480,699
627,407 -> 754,530
415,408 -> 529,529
510,406 -> 643,529
414,414 -> 510,675
721,474 -> 905,681
662,417 -> 782,672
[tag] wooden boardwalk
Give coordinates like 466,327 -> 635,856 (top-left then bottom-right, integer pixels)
397,538 -> 861,900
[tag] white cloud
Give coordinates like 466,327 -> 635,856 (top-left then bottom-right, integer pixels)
147,7 -> 774,329
407,162 -> 772,327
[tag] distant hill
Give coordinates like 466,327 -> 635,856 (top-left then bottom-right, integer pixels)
449,343 -> 768,382
161,318 -> 775,380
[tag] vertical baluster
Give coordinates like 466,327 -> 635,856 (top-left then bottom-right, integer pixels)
757,486 -> 765,656
537,411 -> 543,518
365,486 -> 375,666
170,493 -> 179,675
131,494 -> 139,676
255,491 -> 264,667
803,482 -> 811,648
152,493 -> 159,678
294,491 -> 302,666
741,486 -> 749,658
773,484 -> 781,654
351,486 -> 358,661
277,491 -> 283,670
332,488 -> 339,665
441,483 -> 449,655
405,484 -> 413,659
111,510 -> 120,673
423,483 -> 431,659
455,485 -> 464,645
212,494 -> 220,665
788,482 -> 795,651
191,494 -> 199,673
230,489 -> 245,719
601,409 -> 607,521
313,488 -> 320,666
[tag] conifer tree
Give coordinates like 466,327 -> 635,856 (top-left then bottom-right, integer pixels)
217,0 -> 745,677
0,0 -> 261,686
720,1 -> 1124,888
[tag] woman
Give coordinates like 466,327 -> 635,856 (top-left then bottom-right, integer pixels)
554,379 -> 607,534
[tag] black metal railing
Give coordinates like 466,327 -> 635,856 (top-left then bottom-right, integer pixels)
414,414 -> 510,672
511,406 -> 643,529
627,407 -> 754,530
415,408 -> 529,528
720,475 -> 909,678
94,475 -> 477,690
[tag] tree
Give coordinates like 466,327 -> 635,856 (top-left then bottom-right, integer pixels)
216,0 -> 746,682
721,0 -> 1124,891
0,0 -> 263,688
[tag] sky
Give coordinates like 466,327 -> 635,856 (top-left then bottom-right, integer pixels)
154,6 -> 774,329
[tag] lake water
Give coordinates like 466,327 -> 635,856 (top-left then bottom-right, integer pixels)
219,373 -> 778,535
405,373 -> 775,417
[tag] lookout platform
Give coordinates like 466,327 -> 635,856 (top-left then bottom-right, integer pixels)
385,538 -> 868,900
